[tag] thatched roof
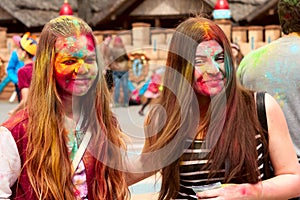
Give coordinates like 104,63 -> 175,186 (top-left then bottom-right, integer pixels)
0,0 -> 279,30
0,0 -> 127,27
225,0 -> 278,22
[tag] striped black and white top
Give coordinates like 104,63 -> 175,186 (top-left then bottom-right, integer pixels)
176,135 -> 265,200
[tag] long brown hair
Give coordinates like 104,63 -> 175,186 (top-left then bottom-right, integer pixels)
25,16 -> 128,199
145,17 -> 266,200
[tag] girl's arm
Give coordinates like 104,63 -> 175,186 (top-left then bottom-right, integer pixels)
125,159 -> 157,186
258,93 -> 300,199
125,114 -> 161,186
125,138 -> 158,186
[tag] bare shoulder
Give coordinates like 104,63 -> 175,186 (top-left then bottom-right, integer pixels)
264,93 -> 285,119
256,93 -> 300,177
261,92 -> 290,143
254,92 -> 282,115
254,91 -> 287,136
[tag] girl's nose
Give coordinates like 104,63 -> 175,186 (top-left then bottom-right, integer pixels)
74,60 -> 89,74
206,60 -> 220,75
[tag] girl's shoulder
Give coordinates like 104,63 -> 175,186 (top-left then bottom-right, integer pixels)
1,109 -> 29,140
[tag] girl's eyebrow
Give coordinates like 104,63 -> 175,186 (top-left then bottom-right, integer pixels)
216,51 -> 224,56
87,52 -> 96,56
69,51 -> 97,57
195,55 -> 207,59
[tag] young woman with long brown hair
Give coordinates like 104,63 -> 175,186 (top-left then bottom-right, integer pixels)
0,16 -> 129,200
127,16 -> 300,199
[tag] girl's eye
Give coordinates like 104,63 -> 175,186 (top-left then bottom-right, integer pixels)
215,54 -> 224,63
62,59 -> 77,65
195,58 -> 206,66
85,57 -> 96,64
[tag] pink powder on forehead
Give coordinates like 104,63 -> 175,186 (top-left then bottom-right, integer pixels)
55,34 -> 95,53
85,34 -> 95,51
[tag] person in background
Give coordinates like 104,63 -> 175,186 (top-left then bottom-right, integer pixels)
99,34 -> 114,92
231,42 -> 243,69
127,16 -> 300,200
0,16 -> 129,200
8,32 -> 37,116
237,0 -> 300,167
110,36 -> 130,107
138,70 -> 161,116
0,35 -> 24,102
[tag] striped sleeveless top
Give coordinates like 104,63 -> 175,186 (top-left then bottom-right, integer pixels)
176,134 -> 265,200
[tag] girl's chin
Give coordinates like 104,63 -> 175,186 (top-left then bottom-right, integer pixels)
72,88 -> 90,96
62,86 -> 91,96
196,87 -> 223,97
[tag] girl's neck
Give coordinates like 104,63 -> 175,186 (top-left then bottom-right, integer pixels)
60,93 -> 81,119
197,94 -> 210,113
196,94 -> 210,125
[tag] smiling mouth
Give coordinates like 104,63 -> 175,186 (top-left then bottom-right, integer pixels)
199,78 -> 223,83
69,78 -> 91,85
205,79 -> 223,83
198,79 -> 224,87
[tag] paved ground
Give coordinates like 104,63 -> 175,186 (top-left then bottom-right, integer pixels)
111,105 -> 161,199
0,100 -> 160,199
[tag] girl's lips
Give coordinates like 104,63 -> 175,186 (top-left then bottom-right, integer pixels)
204,79 -> 223,87
197,78 -> 224,87
75,79 -> 90,85
67,78 -> 91,86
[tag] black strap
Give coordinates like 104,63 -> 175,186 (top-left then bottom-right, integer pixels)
256,91 -> 268,133
256,91 -> 273,179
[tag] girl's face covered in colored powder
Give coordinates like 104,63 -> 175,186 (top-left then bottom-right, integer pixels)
54,34 -> 98,96
193,40 -> 226,96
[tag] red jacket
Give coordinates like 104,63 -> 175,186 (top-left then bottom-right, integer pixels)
2,110 -> 97,200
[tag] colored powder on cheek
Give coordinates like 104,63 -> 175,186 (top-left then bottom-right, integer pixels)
54,53 -> 65,74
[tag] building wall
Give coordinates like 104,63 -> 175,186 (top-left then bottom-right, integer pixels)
0,21 -> 282,100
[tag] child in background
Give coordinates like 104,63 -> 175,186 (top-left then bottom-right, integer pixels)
138,70 -> 161,116
8,32 -> 37,116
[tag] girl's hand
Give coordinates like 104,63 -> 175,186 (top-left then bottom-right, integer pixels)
196,183 -> 262,200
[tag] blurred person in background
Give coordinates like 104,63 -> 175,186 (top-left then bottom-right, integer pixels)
231,42 -> 243,69
110,36 -> 130,107
237,0 -> 300,169
8,32 -> 37,116
0,35 -> 24,102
